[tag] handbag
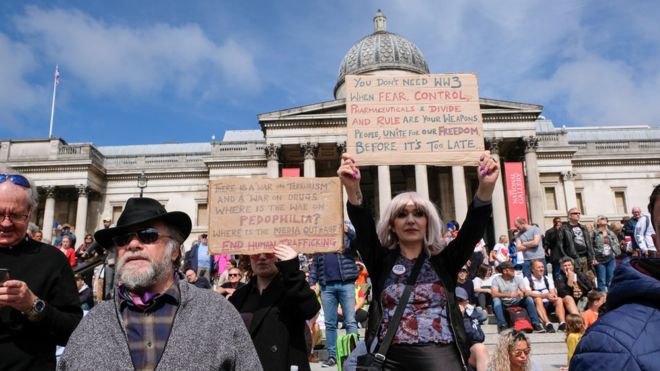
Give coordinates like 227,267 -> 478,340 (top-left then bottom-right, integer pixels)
356,253 -> 426,370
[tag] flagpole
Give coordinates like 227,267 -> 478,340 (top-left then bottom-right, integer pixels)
48,65 -> 59,138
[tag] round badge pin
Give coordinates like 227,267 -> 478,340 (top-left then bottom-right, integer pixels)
392,264 -> 406,275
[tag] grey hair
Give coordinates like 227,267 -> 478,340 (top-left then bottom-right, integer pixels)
376,191 -> 446,256
164,225 -> 184,269
0,164 -> 39,212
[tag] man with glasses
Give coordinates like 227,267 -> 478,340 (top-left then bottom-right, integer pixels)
217,267 -> 245,298
558,208 -> 595,274
0,168 -> 83,370
59,197 -> 261,370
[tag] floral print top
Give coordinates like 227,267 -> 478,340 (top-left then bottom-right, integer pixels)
379,255 -> 453,345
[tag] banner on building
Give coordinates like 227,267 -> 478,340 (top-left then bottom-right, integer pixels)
208,177 -> 343,255
504,162 -> 528,229
345,73 -> 484,166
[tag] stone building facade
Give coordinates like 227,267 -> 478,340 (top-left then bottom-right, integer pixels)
2,10 -> 659,247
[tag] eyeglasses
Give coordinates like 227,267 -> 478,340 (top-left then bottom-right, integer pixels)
511,348 -> 531,357
0,174 -> 31,188
112,227 -> 170,247
1,212 -> 30,223
228,273 -> 240,277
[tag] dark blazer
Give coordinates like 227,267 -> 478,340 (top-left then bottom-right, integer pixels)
347,200 -> 491,370
555,270 -> 594,299
229,258 -> 320,371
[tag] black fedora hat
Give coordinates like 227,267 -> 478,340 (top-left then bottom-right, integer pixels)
95,197 -> 192,248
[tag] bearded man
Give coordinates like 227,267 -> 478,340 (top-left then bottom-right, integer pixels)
59,197 -> 261,370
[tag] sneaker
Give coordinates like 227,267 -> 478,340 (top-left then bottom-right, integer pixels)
545,323 -> 556,333
497,325 -> 508,334
558,322 -> 567,332
322,357 -> 336,368
533,323 -> 546,333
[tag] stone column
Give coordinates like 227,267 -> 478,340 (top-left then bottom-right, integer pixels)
378,166 -> 391,219
42,186 -> 56,243
74,185 -> 90,244
301,142 -> 317,178
452,166 -> 468,223
265,144 -> 280,178
415,165 -> 429,198
524,137 -> 544,224
562,171 -> 577,210
437,171 -> 453,221
487,138 -> 508,238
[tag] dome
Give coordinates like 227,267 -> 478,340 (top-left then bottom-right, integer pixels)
334,10 -> 429,97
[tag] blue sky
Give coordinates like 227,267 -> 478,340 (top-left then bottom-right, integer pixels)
1,1 -> 659,146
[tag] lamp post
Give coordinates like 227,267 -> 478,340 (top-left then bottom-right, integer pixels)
137,171 -> 148,198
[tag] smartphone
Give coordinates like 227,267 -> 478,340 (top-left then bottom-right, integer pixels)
0,268 -> 10,284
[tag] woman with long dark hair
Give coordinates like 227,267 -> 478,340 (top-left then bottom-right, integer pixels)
338,151 -> 498,370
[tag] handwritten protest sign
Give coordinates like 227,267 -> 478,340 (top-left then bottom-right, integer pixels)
208,177 -> 344,255
346,73 -> 484,166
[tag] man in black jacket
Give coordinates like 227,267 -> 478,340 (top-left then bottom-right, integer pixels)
558,208 -> 595,274
0,168 -> 82,370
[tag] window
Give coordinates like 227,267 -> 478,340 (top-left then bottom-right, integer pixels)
112,206 -> 123,223
575,191 -> 585,215
544,187 -> 557,210
197,203 -> 208,227
614,191 -> 627,215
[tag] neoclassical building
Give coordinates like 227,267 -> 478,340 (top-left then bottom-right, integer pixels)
3,10 -> 659,247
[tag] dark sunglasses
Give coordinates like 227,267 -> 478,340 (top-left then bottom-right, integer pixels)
112,227 -> 169,247
0,174 -> 30,188
228,273 -> 241,277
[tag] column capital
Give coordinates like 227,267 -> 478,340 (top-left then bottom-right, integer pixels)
336,141 -> 347,155
561,170 -> 575,181
76,184 -> 90,197
300,142 -> 318,160
265,143 -> 281,161
42,186 -> 57,198
523,136 -> 539,153
486,137 -> 503,155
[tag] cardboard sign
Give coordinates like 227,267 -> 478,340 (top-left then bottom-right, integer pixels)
345,73 -> 484,166
208,177 -> 344,255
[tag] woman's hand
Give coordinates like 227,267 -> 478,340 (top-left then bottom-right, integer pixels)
273,244 -> 298,262
337,153 -> 363,205
475,150 -> 500,202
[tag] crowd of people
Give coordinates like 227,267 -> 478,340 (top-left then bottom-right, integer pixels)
2,156 -> 660,371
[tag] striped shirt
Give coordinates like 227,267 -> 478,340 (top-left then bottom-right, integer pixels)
118,283 -> 180,371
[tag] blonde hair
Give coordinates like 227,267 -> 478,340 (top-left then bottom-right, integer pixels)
376,192 -> 446,256
565,313 -> 585,337
489,330 -> 531,371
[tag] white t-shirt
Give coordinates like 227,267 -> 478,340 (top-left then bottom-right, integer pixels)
492,243 -> 509,266
473,273 -> 499,289
524,274 -> 555,302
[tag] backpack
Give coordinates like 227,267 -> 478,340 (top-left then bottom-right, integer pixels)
506,306 -> 533,333
337,332 -> 360,371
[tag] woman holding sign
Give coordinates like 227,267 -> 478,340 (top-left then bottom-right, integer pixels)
338,151 -> 498,371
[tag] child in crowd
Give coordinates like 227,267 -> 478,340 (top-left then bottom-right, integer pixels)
582,290 -> 605,329
565,313 -> 585,368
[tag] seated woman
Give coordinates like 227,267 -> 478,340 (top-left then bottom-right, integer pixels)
338,151 -> 498,371
555,257 -> 594,314
473,264 -> 496,311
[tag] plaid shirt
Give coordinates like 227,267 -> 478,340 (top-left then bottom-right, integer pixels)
118,283 -> 180,371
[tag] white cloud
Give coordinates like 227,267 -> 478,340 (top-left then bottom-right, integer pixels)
14,6 -> 260,97
0,33 -> 48,131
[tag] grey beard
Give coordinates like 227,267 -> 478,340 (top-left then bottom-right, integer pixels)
116,253 -> 171,292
